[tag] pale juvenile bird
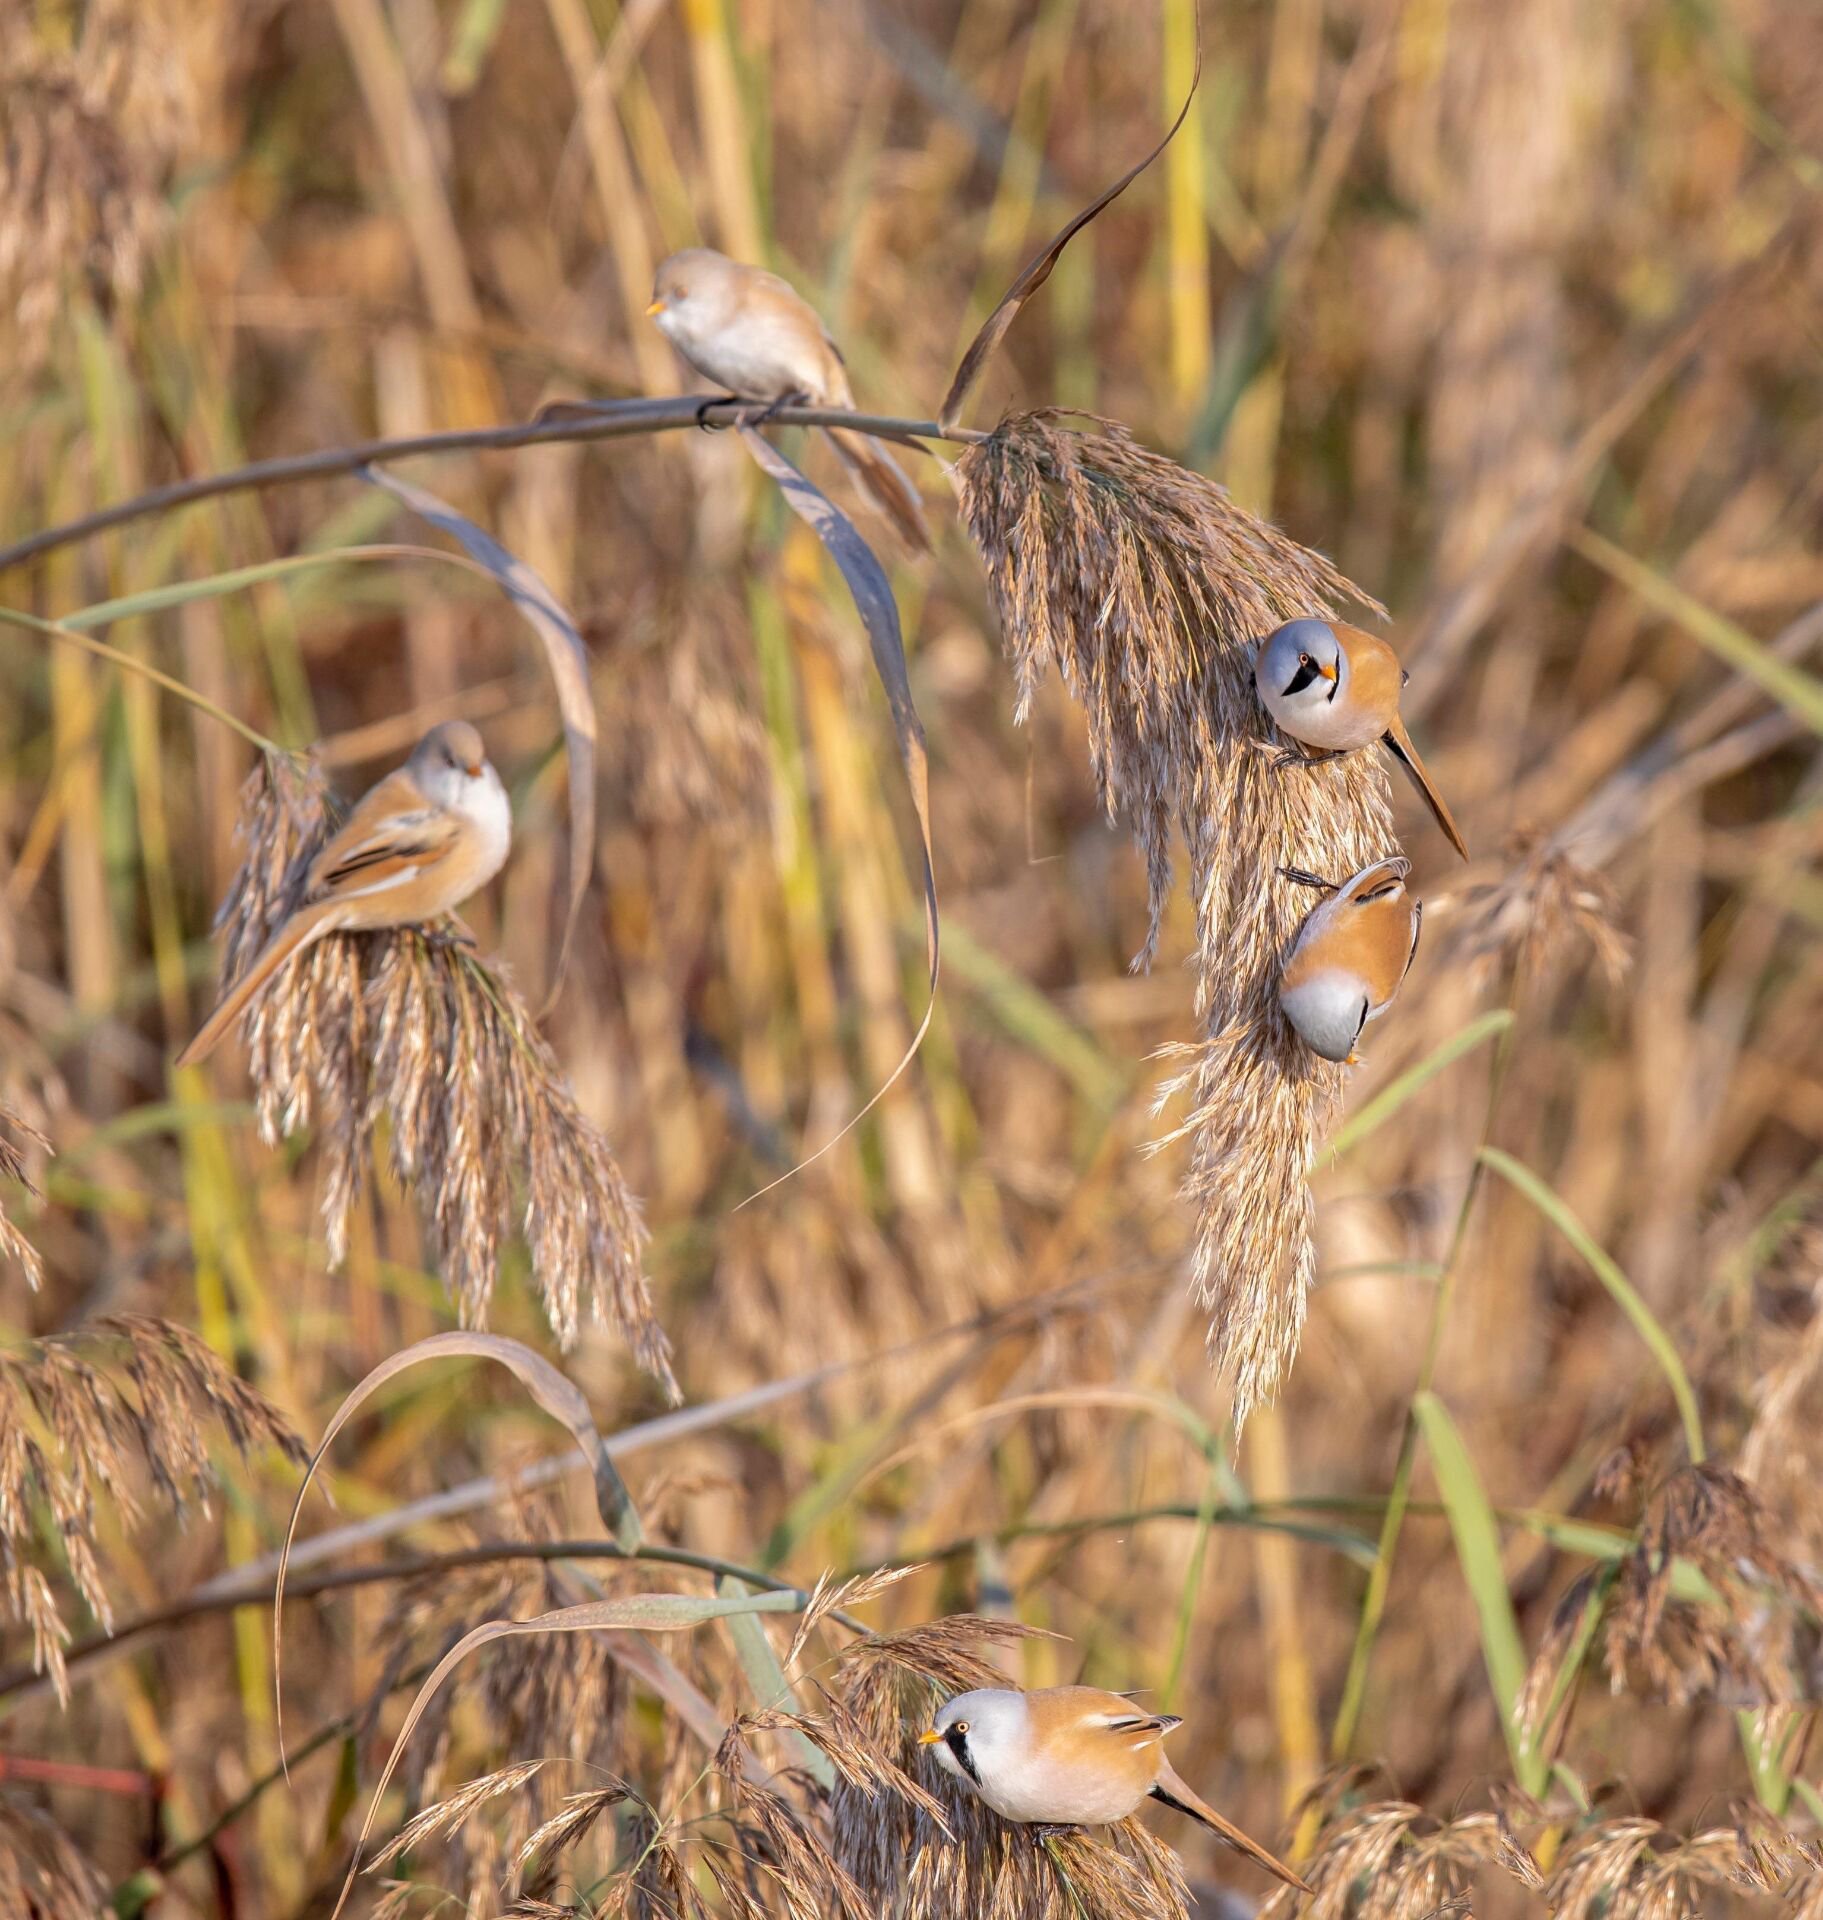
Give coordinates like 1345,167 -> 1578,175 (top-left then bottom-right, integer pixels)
920,1686 -> 1311,1894
177,722 -> 511,1067
1277,856 -> 1420,1066
1254,618 -> 1468,861
647,247 -> 931,555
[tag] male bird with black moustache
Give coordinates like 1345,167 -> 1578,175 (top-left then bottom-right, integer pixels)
920,1685 -> 1311,1892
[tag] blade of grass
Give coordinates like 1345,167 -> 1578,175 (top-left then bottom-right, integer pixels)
1413,1391 -> 1544,1794
1572,527 -> 1823,737
1329,1010 -> 1516,1158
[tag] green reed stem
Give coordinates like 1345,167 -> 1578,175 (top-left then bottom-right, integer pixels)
1327,966 -> 1529,1761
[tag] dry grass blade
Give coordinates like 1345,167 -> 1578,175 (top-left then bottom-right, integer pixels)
1544,1819 -> 1769,1920
733,428 -> 939,1205
331,1590 -> 805,1920
362,465 -> 597,1010
0,1315 -> 304,1705
513,1782 -> 647,1875
216,756 -> 671,1387
956,412 -> 1393,1421
276,1328 -> 644,1774
938,29 -> 1202,432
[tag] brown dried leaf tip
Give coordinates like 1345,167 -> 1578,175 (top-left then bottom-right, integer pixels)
955,412 -> 1397,1422
211,756 -> 676,1399
0,1314 -> 306,1705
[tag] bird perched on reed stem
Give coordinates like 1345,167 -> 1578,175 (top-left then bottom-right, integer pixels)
1276,857 -> 1421,1065
647,247 -> 931,555
921,1686 -> 1312,1893
1255,618 -> 1468,860
177,721 -> 510,1066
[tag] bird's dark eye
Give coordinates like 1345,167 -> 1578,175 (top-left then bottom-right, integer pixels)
954,1721 -> 969,1735
1298,652 -> 1313,668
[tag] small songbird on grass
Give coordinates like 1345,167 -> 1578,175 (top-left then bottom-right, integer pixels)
176,721 -> 511,1067
647,247 -> 931,555
920,1686 -> 1311,1893
1276,856 -> 1421,1067
1254,618 -> 1468,860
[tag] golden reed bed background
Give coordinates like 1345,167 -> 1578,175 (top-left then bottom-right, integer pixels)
4,0 -> 1823,1913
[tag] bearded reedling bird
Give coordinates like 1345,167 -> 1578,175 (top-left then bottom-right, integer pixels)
176,722 -> 511,1067
646,247 -> 931,555
1277,856 -> 1421,1066
1254,617 -> 1468,861
920,1687 -> 1311,1893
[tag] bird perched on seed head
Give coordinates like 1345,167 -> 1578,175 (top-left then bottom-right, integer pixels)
1276,856 -> 1420,1066
647,247 -> 931,555
920,1686 -> 1311,1893
1255,618 -> 1467,861
177,721 -> 511,1067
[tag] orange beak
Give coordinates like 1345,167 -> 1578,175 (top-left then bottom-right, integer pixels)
1316,658 -> 1339,681
917,1729 -> 943,1746
645,298 -> 666,317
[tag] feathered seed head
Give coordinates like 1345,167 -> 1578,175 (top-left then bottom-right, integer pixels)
208,755 -> 677,1397
955,412 -> 1399,1422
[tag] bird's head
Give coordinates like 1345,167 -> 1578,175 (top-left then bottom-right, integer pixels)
1256,617 -> 1345,709
647,248 -> 735,340
918,1688 -> 1024,1792
409,720 -> 494,802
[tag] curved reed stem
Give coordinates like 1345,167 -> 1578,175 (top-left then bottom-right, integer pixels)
0,399 -> 986,576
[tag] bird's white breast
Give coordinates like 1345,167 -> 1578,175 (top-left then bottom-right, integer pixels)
461,767 -> 512,885
1280,967 -> 1374,1062
659,303 -> 830,403
970,1744 -> 1149,1828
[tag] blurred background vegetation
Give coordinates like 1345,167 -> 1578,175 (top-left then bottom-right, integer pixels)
4,0 -> 1823,1912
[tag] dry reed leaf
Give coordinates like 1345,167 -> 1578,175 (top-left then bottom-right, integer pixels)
956,412 -> 1395,1421
732,429 -> 939,1204
276,1329 -> 644,1771
215,755 -> 673,1392
938,30 -> 1201,432
0,1314 -> 304,1705
362,466 -> 597,1009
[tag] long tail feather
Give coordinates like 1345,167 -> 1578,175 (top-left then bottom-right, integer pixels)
1383,718 -> 1469,861
175,904 -> 341,1067
821,427 -> 932,556
1152,1761 -> 1313,1895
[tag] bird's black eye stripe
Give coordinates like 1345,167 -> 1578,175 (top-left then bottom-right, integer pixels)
1355,1001 -> 1371,1040
1282,660 -> 1321,696
945,1725 -> 981,1785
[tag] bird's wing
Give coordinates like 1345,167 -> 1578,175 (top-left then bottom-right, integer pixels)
308,773 -> 461,898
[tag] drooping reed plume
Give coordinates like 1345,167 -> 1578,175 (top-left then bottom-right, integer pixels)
0,1794 -> 110,1920
956,412 -> 1396,1420
0,1313 -> 305,1703
207,754 -> 676,1398
1258,1797 -> 1542,1920
0,1105 -> 47,1290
